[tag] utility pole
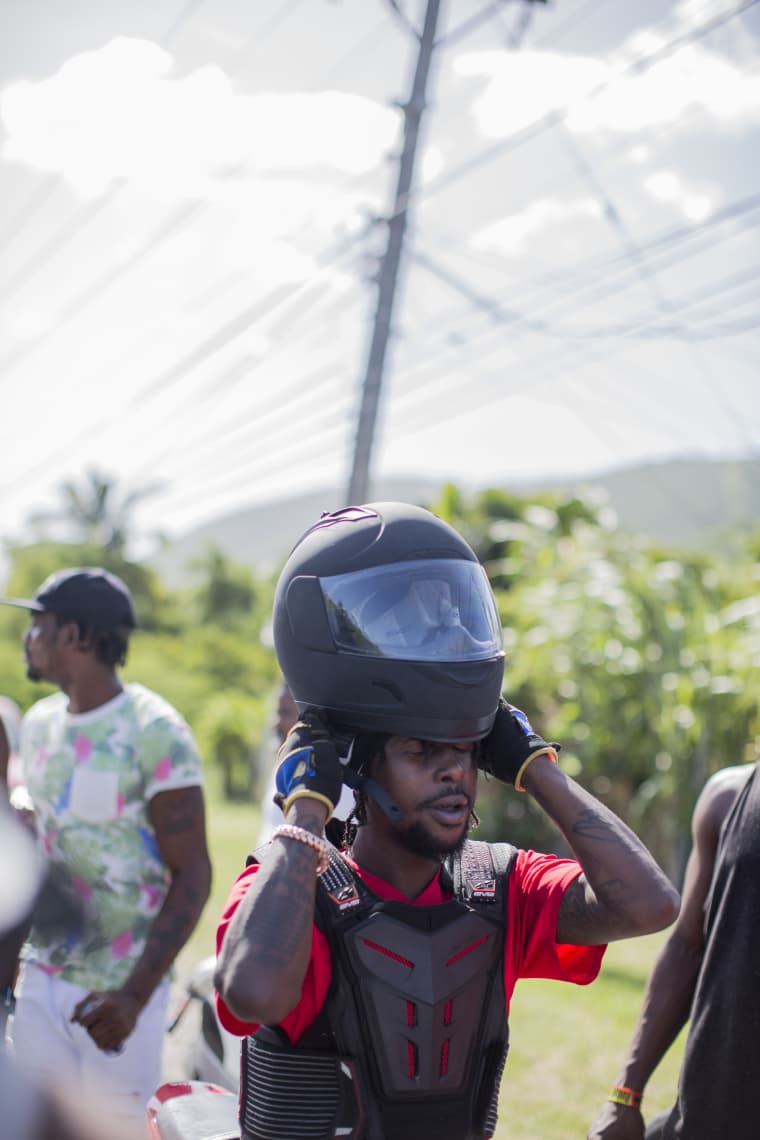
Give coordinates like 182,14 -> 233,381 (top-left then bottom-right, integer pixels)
346,0 -> 442,504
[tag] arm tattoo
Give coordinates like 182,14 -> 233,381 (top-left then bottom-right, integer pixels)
152,792 -> 203,835
572,807 -> 628,846
241,843 -> 319,971
558,874 -> 637,943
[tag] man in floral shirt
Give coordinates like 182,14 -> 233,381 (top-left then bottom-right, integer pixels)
1,568 -> 212,1124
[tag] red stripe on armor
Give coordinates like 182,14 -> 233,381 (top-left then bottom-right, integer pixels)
440,1038 -> 450,1077
443,1000 -> 452,1026
407,1040 -> 417,1078
406,1001 -> 416,1027
445,934 -> 489,966
362,938 -> 414,968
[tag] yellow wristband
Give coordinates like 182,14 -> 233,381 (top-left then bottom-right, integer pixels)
281,788 -> 335,821
514,746 -> 558,792
607,1085 -> 643,1110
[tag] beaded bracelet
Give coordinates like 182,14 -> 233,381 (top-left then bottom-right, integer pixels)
514,746 -> 559,793
607,1085 -> 643,1110
272,823 -> 331,875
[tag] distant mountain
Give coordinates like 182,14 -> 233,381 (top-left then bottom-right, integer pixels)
547,456 -> 760,550
152,458 -> 760,583
153,475 -> 444,583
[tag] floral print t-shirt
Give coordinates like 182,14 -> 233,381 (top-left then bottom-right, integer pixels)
20,683 -> 204,990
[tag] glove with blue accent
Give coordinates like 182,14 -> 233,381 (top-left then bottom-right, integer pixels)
479,699 -> 560,791
275,711 -> 343,820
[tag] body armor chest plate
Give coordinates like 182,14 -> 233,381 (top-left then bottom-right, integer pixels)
241,840 -> 515,1140
341,900 -> 500,1095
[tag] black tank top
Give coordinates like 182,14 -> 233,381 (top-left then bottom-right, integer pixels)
663,764 -> 760,1138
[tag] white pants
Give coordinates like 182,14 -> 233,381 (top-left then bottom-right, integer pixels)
8,962 -> 169,1122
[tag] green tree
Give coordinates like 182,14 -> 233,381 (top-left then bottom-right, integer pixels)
189,547 -> 258,628
194,690 -> 267,800
3,542 -> 168,632
26,467 -> 162,556
475,497 -> 759,877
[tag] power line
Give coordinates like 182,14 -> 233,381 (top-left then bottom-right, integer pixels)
127,228 -> 365,411
393,192 -> 760,395
0,0 -> 209,283
1,209 -> 365,453
4,0 -> 756,526
528,0 -> 609,49
65,247 -> 757,533
153,400 -> 354,517
137,251 -> 760,521
383,0 -> 422,40
126,290 -> 366,483
0,0 -> 315,301
0,200 -> 207,376
0,178 -> 60,254
438,1 -> 525,48
162,0 -> 209,49
0,179 -> 128,299
400,0 -> 760,212
52,181 -> 756,508
0,231 -> 365,490
226,0 -> 309,75
0,6 -> 389,380
382,266 -> 760,439
377,240 -> 760,452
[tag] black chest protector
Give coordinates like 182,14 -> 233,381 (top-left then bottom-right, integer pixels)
240,839 -> 516,1140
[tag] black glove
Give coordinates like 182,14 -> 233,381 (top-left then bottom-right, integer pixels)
274,711 -> 343,820
479,699 -> 560,790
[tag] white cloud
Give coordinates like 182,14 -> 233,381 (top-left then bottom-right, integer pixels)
470,196 -> 603,257
380,392 -> 621,484
420,144 -> 445,184
453,41 -> 760,141
629,144 -> 651,164
0,36 -> 400,198
643,170 -> 715,222
453,49 -> 606,137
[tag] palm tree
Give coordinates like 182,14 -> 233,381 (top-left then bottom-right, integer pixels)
28,468 -> 163,556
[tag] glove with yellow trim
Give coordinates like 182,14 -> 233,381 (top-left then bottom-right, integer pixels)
479,698 -> 560,790
274,710 -> 343,819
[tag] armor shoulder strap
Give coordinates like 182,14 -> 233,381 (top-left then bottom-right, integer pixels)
315,846 -> 377,926
444,839 -> 517,906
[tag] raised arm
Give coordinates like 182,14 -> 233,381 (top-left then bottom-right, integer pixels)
586,764 -> 751,1139
480,701 -> 679,944
216,796 -> 330,1025
215,713 -> 344,1026
522,756 -> 679,944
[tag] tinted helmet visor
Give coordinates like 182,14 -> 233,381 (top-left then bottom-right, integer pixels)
321,558 -> 502,663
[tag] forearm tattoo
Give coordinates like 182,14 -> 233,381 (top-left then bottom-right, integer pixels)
240,842 -> 319,971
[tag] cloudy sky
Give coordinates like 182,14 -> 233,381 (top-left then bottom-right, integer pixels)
1,0 -> 758,551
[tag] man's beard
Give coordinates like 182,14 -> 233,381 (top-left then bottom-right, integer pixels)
391,817 -> 469,861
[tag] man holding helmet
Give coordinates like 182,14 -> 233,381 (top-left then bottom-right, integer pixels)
215,502 -> 679,1140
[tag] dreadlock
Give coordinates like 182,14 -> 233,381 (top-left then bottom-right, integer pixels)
343,731 -> 389,845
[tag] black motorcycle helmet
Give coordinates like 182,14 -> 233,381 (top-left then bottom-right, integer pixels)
273,502 -> 505,744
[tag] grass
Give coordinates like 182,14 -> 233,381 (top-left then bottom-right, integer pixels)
185,776 -> 686,1139
500,935 -> 686,1138
177,768 -> 265,975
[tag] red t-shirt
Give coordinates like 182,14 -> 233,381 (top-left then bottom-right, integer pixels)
215,849 -> 605,1043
